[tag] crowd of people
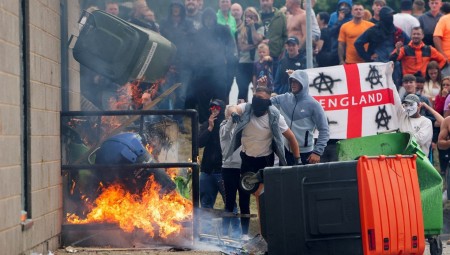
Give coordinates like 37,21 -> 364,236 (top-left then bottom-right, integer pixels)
81,0 -> 450,240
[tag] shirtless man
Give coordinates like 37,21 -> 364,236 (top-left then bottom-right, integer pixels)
438,117 -> 450,151
286,0 -> 306,46
438,115 -> 450,199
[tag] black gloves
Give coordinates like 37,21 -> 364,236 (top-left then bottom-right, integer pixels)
231,112 -> 241,123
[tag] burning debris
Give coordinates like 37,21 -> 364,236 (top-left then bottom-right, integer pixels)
66,175 -> 192,238
62,120 -> 194,246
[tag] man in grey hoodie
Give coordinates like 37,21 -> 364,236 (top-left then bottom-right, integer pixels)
270,70 -> 329,165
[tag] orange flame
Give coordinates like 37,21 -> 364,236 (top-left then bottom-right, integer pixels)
146,144 -> 154,156
166,168 -> 178,179
98,79 -> 164,139
66,175 -> 192,238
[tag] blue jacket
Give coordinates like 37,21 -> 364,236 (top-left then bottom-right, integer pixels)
224,103 -> 287,165
273,51 -> 306,94
328,0 -> 353,27
271,70 -> 329,155
355,26 -> 410,62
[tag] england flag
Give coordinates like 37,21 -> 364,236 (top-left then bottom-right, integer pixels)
306,62 -> 399,139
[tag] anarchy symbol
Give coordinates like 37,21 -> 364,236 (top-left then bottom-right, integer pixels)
375,106 -> 391,129
327,117 -> 338,126
365,65 -> 383,89
310,72 -> 341,94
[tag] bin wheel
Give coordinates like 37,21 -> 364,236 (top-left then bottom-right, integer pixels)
239,172 -> 260,194
428,236 -> 442,255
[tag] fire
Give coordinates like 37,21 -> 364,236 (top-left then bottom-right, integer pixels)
166,168 -> 178,179
146,144 -> 154,156
99,79 -> 164,140
66,175 -> 193,238
110,79 -> 163,111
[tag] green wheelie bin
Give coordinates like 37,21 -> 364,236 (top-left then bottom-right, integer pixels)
73,10 -> 177,84
337,132 -> 443,254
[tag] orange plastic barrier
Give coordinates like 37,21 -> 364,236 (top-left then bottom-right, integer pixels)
357,155 -> 425,255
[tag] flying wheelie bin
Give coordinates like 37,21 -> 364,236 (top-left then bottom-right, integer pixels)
73,10 -> 177,84
337,132 -> 443,255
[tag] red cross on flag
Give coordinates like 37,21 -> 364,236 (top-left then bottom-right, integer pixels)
305,62 -> 399,139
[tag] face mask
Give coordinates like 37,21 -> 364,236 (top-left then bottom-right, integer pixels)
380,14 -> 393,25
404,102 -> 418,117
252,96 -> 271,117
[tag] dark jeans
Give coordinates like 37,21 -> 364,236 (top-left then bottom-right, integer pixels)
240,151 -> 274,234
221,167 -> 242,237
236,63 -> 253,102
282,148 -> 313,166
200,172 -> 224,235
200,171 -> 239,235
200,172 -> 225,209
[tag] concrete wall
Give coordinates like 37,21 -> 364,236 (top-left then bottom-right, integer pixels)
0,0 -> 80,254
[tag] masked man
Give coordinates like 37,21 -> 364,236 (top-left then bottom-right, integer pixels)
395,93 -> 433,156
271,70 -> 329,165
224,86 -> 299,238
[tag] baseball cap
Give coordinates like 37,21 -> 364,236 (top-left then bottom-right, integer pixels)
285,36 -> 300,45
403,94 -> 421,104
401,0 -> 413,10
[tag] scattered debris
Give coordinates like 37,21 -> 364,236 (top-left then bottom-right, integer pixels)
65,246 -> 78,253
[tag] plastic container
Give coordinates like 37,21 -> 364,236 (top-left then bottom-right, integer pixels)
260,162 -> 363,255
337,132 -> 443,236
73,10 -> 176,84
357,155 -> 425,254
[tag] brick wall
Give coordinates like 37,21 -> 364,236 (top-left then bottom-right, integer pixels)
0,0 -> 80,254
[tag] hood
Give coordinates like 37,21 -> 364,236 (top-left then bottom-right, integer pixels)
336,0 -> 353,10
379,6 -> 395,31
379,6 -> 394,19
209,98 -> 226,120
168,0 -> 186,20
201,7 -> 218,27
289,70 -> 310,97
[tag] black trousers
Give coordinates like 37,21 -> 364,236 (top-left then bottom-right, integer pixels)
235,63 -> 253,102
282,147 -> 313,166
221,167 -> 242,236
239,151 -> 274,234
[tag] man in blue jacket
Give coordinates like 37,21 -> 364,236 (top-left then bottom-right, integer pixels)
271,70 -> 330,165
273,36 -> 306,95
328,0 -> 353,67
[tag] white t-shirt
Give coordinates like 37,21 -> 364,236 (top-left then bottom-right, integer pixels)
393,13 -> 420,38
238,103 -> 289,157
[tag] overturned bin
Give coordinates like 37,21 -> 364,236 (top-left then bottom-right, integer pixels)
259,155 -> 425,255
337,132 -> 443,237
